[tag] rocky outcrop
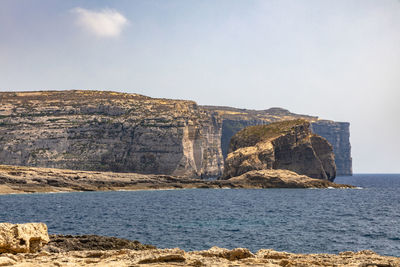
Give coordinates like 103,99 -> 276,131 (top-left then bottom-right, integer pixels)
222,120 -> 336,181
44,235 -> 155,253
203,106 -> 353,176
228,170 -> 347,188
0,223 -> 49,253
0,91 -> 223,178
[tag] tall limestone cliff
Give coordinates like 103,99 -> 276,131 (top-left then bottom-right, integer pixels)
0,91 -> 223,177
202,106 -> 352,176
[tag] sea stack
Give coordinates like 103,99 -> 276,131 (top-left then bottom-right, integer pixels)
221,119 -> 336,181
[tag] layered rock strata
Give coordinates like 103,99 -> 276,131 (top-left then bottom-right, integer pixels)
0,91 -> 223,178
203,106 -> 353,176
222,120 -> 336,181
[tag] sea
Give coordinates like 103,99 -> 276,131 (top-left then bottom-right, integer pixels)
0,174 -> 399,257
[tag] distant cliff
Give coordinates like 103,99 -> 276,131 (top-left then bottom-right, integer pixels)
202,106 -> 352,176
311,120 -> 352,176
0,91 -> 352,177
0,91 -> 223,177
222,120 -> 336,181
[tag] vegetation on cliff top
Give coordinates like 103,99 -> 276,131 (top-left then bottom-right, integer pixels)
230,119 -> 309,150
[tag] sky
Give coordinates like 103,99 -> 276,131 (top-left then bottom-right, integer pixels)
0,0 -> 399,173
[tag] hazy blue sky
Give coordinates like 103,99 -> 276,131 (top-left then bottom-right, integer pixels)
1,0 -> 399,173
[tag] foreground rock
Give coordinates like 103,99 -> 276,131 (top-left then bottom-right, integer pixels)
0,223 -> 49,253
3,241 -> 399,266
1,224 -> 397,266
0,164 -> 353,194
223,120 -> 337,181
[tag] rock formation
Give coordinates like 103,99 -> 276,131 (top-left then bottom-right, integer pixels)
228,169 -> 342,188
203,106 -> 353,176
222,120 -> 336,181
0,223 -> 49,253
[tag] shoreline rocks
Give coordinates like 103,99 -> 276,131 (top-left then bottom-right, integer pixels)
0,164 -> 354,195
0,231 -> 398,266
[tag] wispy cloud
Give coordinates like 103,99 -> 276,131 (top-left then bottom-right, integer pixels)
72,7 -> 128,38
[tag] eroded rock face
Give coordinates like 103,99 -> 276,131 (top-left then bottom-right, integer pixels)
0,223 -> 49,253
0,91 -> 223,178
222,120 -> 336,181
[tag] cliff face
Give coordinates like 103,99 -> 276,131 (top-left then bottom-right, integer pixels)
0,91 -> 223,177
311,120 -> 352,176
222,120 -> 336,181
202,106 -> 352,176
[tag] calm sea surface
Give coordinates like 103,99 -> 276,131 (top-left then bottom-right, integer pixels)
1,174 -> 399,256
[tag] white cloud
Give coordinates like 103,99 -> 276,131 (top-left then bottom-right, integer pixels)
72,7 -> 128,38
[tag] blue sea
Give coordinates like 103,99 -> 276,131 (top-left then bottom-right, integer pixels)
0,174 -> 399,257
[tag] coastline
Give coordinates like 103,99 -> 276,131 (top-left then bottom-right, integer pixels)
0,164 -> 354,195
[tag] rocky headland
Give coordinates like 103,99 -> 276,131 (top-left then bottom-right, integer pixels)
0,223 -> 398,267
0,90 -> 352,177
222,120 -> 337,182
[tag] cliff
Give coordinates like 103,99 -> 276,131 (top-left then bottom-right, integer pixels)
0,91 -> 223,178
0,90 -> 351,178
222,120 -> 336,181
202,106 -> 352,176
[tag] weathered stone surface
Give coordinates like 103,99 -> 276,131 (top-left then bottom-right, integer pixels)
0,91 -> 223,178
9,243 -> 400,266
0,256 -> 16,266
198,246 -> 254,261
202,106 -> 353,176
222,120 -> 337,181
0,223 -> 49,253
